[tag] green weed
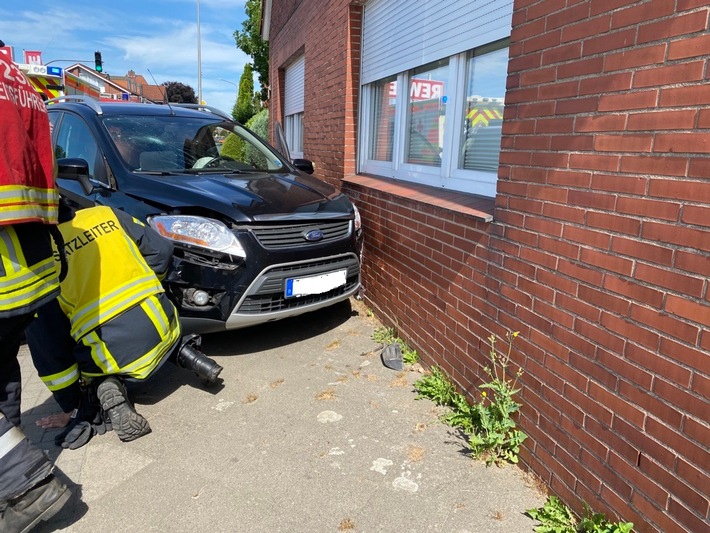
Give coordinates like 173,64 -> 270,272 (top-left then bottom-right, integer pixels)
414,366 -> 458,406
413,330 -> 526,466
526,496 -> 577,533
402,345 -> 419,365
372,326 -> 397,345
470,331 -> 527,465
526,496 -> 634,533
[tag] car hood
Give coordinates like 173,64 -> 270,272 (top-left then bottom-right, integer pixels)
119,170 -> 353,223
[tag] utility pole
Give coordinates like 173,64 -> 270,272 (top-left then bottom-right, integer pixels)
196,0 -> 202,104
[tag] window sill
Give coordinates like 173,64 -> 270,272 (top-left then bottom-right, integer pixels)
342,174 -> 494,223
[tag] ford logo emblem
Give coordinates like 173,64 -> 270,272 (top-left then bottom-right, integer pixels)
304,229 -> 324,242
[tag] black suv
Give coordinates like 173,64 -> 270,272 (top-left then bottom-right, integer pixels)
47,96 -> 362,334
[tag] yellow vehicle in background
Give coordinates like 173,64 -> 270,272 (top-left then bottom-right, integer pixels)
16,62 -> 66,101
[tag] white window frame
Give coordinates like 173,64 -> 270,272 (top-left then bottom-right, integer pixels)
359,42 -> 507,198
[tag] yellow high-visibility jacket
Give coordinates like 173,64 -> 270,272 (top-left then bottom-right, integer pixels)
26,206 -> 180,411
55,206 -> 166,341
0,224 -> 59,317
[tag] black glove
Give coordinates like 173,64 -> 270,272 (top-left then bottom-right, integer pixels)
91,409 -> 112,435
55,420 -> 94,450
54,393 -> 113,449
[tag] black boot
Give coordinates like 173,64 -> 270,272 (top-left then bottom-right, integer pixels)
97,377 -> 151,442
1,475 -> 71,533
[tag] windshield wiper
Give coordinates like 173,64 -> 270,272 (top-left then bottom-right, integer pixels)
183,168 -> 242,174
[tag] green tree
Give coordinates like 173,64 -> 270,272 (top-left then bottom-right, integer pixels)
243,108 -> 269,167
221,132 -> 245,162
163,81 -> 197,104
221,108 -> 269,166
252,92 -> 262,113
234,0 -> 269,102
233,64 -> 256,124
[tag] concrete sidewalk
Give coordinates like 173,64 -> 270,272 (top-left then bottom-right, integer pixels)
21,298 -> 545,532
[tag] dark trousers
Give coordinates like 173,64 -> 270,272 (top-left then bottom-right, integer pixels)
0,314 -> 52,501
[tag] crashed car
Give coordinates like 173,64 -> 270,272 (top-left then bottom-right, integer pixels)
47,96 -> 362,334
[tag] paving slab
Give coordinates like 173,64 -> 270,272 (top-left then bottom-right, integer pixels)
19,298 -> 546,532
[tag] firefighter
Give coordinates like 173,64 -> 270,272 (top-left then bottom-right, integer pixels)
0,46 -> 73,532
25,203 -> 184,447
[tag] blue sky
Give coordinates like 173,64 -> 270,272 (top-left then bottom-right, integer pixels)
0,0 -> 251,113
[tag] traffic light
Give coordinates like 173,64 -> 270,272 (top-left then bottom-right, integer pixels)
94,51 -> 103,73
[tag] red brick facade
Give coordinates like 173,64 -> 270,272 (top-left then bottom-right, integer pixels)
269,0 -> 363,189
267,1 -> 710,531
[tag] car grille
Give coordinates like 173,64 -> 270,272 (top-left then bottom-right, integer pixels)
249,221 -> 351,249
237,254 -> 360,314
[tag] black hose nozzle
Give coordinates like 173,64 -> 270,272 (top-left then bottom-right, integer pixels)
175,335 -> 223,382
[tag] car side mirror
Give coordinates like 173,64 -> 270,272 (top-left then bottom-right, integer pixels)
56,158 -> 95,195
292,158 -> 314,175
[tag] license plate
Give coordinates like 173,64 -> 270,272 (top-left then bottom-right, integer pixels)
285,269 -> 347,298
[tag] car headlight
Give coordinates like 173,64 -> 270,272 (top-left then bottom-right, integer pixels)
353,203 -> 362,231
148,215 -> 246,258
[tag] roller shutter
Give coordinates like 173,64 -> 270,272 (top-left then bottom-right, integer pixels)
361,0 -> 513,84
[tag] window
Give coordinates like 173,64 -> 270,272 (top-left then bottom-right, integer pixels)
101,116 -> 285,173
359,0 -> 513,197
54,113 -> 105,184
369,76 -> 396,162
460,45 -> 507,174
360,41 -> 509,197
284,55 -> 305,160
285,112 -> 304,159
406,60 -> 448,167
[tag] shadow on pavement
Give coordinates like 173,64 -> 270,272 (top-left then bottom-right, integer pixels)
19,299 -> 358,500
129,357 -> 225,406
200,298 -> 357,356
31,470 -> 88,533
130,299 -> 356,405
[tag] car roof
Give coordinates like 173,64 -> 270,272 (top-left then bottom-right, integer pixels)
46,95 -> 231,121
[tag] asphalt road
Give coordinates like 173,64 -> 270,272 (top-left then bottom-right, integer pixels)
19,298 -> 546,532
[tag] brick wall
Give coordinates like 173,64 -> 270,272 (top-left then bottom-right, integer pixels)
499,2 -> 709,530
269,0 -> 362,189
268,0 -> 710,530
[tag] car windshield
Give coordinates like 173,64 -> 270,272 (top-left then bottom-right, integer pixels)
102,115 -> 286,174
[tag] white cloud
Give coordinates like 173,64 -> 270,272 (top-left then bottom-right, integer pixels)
0,0 -> 251,112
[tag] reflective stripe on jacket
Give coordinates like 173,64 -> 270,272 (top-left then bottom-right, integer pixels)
0,423 -> 24,459
78,293 -> 181,381
35,293 -> 181,387
39,362 -> 80,392
0,224 -> 60,317
54,206 -> 165,341
0,185 -> 59,225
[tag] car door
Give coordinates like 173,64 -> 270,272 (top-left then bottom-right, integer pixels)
51,110 -> 158,221
52,111 -> 109,210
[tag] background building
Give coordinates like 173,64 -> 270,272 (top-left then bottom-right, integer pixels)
264,0 -> 710,531
64,66 -> 166,102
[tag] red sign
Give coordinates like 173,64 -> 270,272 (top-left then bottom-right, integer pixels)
410,78 -> 443,101
0,46 -> 12,61
24,50 -> 43,65
388,78 -> 445,101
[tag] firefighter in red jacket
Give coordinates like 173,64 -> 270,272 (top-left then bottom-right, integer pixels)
0,47 -> 72,532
